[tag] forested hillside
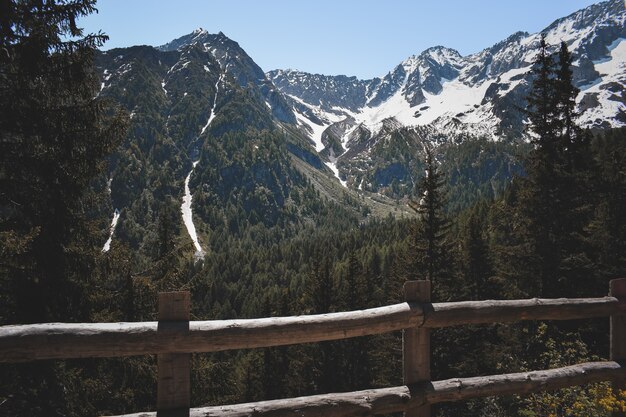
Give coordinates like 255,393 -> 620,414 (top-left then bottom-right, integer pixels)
1,1 -> 626,417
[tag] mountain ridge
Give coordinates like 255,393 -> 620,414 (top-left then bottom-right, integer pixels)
268,0 -> 624,131
266,0 -> 624,188
94,0 -> 625,258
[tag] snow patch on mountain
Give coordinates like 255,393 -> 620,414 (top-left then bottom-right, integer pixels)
577,37 -> 626,128
102,209 -> 120,253
358,89 -> 414,129
100,69 -> 112,92
294,112 -> 327,152
418,79 -> 493,125
288,93 -> 347,150
325,150 -> 347,187
181,161 -> 204,259
201,73 -> 223,135
595,37 -> 626,75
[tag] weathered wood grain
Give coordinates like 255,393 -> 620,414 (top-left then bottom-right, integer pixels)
423,297 -> 624,328
104,386 -> 413,417
104,362 -> 626,417
610,279 -> 626,417
611,280 -> 626,362
2,296 -> 625,363
425,361 -> 625,403
157,292 -> 190,417
0,303 -> 420,362
403,281 -> 430,417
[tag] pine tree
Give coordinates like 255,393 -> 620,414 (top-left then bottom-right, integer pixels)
526,34 -> 558,156
520,37 -> 594,298
0,0 -> 127,323
260,291 -> 290,400
459,205 -> 494,300
522,35 -> 559,296
555,41 -> 580,160
305,254 -> 334,314
552,43 -> 594,297
344,252 -> 368,310
304,253 -> 339,393
587,129 -> 626,293
405,147 -> 451,289
0,2 -> 127,416
489,181 -> 541,298
339,253 -> 371,391
157,202 -> 177,260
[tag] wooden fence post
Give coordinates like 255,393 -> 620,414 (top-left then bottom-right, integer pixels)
403,280 -> 431,417
157,292 -> 191,417
610,279 -> 626,416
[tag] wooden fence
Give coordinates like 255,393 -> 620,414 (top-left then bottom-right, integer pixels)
1,278 -> 626,417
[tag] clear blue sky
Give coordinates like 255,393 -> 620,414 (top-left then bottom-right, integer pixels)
79,0 -> 602,79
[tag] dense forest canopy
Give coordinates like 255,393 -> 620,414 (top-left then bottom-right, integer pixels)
1,1 -> 626,417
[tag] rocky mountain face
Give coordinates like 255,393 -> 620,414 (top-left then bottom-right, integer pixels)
95,32 -> 330,260
268,0 -> 625,190
159,29 -> 296,125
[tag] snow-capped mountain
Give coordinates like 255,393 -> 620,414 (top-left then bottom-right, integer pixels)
268,0 -> 625,180
96,0 -> 625,219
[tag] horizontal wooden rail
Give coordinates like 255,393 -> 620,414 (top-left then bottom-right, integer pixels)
423,296 -> 625,328
1,297 -> 624,363
0,303 -> 419,362
105,361 -> 625,417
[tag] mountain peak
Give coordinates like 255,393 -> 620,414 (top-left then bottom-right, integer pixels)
418,45 -> 463,66
421,45 -> 460,55
499,31 -> 530,47
543,0 -> 624,35
158,30 -> 237,52
400,45 -> 463,68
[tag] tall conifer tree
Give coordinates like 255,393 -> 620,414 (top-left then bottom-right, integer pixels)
521,37 -> 593,297
522,36 -> 564,297
404,147 -> 450,291
0,1 -> 128,415
555,41 -> 579,157
526,34 -> 558,156
0,0 -> 127,323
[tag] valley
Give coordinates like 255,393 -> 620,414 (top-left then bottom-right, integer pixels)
96,1 -> 625,258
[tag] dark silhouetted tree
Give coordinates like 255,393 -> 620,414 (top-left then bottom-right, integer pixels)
0,0 -> 127,323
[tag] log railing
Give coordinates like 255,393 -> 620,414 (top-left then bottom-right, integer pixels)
0,278 -> 625,417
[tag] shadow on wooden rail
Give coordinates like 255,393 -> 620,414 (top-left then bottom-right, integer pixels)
112,362 -> 626,417
0,279 -> 625,417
